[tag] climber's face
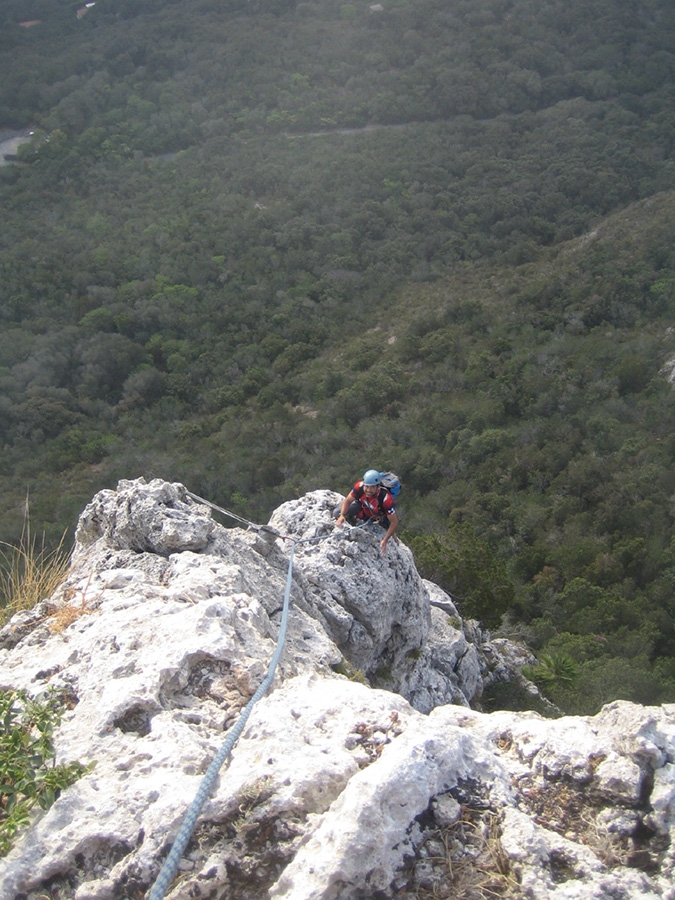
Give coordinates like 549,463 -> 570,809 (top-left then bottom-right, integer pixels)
363,483 -> 378,496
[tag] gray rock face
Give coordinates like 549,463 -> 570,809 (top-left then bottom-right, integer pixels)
0,478 -> 673,900
268,490 -> 431,681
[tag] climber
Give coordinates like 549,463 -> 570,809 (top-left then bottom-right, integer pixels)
334,469 -> 399,555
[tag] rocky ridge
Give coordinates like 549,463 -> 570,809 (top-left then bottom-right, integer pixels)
0,478 -> 672,900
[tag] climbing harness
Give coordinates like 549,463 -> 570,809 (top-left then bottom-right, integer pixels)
148,494 -> 376,900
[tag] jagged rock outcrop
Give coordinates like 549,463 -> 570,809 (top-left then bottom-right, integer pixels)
0,478 -> 673,900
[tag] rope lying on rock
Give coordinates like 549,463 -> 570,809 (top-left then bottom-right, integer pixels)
147,539 -> 296,900
148,494 -> 376,900
186,490 -> 281,536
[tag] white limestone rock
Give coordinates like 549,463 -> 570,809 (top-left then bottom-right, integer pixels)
395,605 -> 481,711
74,479 -> 215,556
0,478 -> 674,900
266,489 -> 481,707
268,490 -> 430,675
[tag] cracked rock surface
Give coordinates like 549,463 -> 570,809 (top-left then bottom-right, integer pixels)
0,478 -> 673,900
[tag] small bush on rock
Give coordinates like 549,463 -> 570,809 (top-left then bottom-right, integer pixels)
0,689 -> 87,856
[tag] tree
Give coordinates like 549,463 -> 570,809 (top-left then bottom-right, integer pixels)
408,525 -> 514,628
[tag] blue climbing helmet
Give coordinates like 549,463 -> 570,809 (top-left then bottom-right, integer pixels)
362,469 -> 381,486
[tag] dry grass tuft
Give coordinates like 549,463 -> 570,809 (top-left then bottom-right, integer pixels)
45,573 -> 101,633
517,777 -> 630,867
0,499 -> 71,627
47,594 -> 94,633
407,807 -> 522,900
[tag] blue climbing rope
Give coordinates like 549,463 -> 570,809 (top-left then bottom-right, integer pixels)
147,496 -> 379,900
147,540 -> 296,900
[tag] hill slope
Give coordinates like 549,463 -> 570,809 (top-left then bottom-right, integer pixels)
1,0 -> 675,712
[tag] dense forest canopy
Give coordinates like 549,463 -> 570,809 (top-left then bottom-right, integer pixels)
1,0 -> 675,713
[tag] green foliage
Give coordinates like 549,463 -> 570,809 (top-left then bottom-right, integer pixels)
524,652 -> 578,691
408,526 -> 514,629
0,689 -> 87,857
480,679 -> 558,717
1,0 -> 675,715
541,655 -> 675,716
331,660 -> 369,685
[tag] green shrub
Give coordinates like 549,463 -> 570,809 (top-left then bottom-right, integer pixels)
524,652 -> 578,691
409,525 -> 514,628
0,689 -> 87,857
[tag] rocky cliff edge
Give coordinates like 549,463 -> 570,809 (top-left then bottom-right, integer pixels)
0,478 -> 673,900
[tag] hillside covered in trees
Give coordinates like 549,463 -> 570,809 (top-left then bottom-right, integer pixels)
1,0 -> 675,714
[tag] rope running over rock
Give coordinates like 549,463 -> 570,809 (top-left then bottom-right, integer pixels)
148,493 -> 374,900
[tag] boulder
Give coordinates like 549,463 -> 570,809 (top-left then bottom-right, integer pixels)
0,478 -> 672,900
